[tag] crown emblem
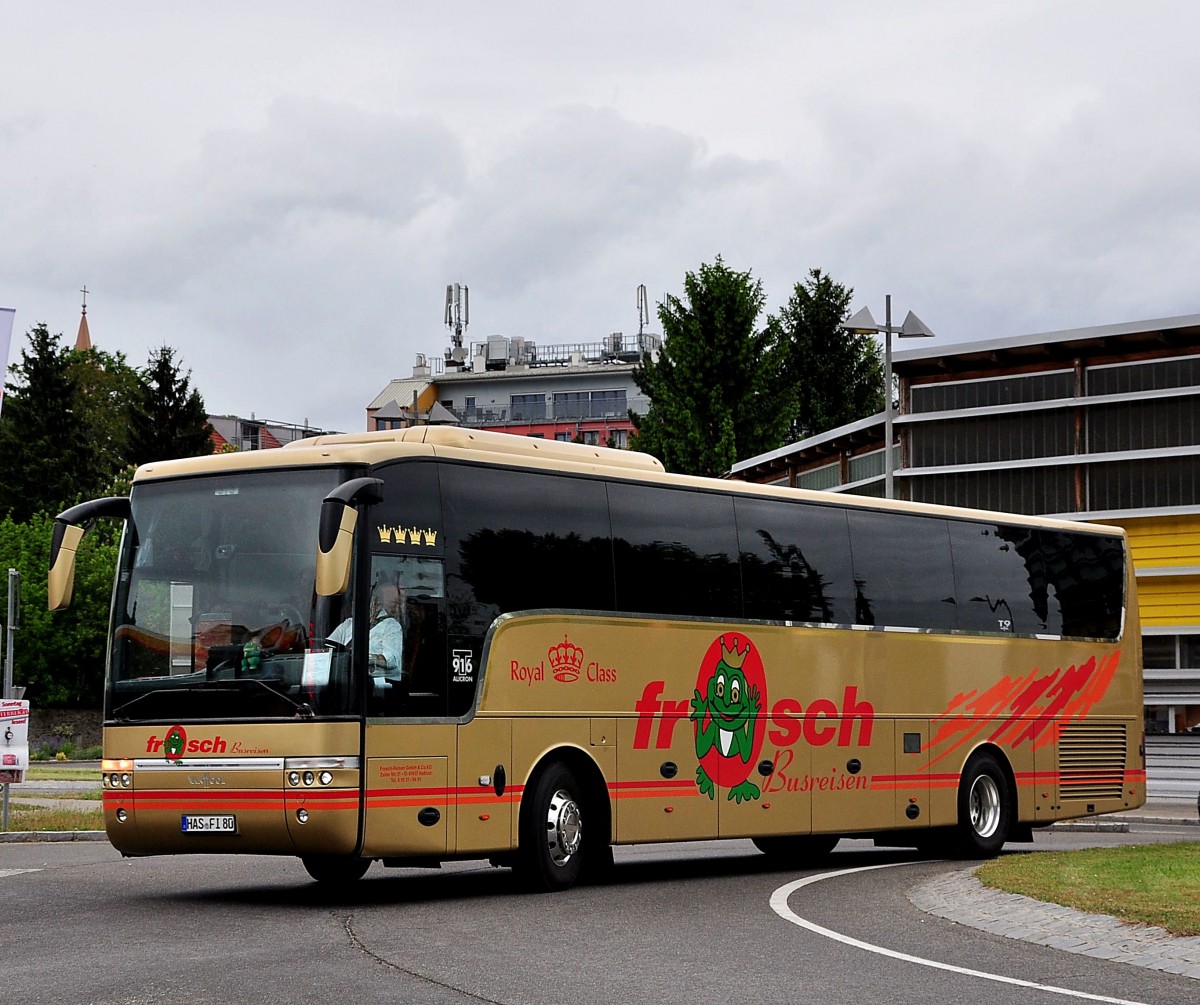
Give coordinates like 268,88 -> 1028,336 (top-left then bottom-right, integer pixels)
377,525 -> 393,544
720,636 -> 750,670
548,635 -> 584,682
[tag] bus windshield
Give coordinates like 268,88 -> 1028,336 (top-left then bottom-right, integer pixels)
108,467 -> 357,722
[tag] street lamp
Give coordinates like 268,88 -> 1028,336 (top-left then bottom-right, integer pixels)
842,295 -> 935,499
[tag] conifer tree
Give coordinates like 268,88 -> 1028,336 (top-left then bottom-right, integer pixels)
0,325 -> 97,520
766,269 -> 884,439
126,345 -> 214,466
630,258 -> 790,476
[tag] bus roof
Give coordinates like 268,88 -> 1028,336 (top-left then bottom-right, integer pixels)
131,427 -> 1123,539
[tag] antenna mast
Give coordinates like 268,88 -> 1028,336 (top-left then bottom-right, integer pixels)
445,283 -> 469,348
636,283 -> 649,337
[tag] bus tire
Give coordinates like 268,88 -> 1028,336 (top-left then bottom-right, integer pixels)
752,834 -> 839,862
518,762 -> 585,892
952,752 -> 1011,858
301,855 -> 371,885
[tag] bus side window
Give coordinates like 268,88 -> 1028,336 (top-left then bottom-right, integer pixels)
948,520 -> 1045,635
846,509 -> 957,632
734,497 -> 854,624
610,482 -> 741,618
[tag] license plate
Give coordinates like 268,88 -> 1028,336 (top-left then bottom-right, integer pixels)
181,814 -> 236,833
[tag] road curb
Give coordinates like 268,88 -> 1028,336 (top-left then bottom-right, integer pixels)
0,830 -> 108,843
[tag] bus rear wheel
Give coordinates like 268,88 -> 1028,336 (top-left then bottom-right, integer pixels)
952,752 -> 1011,858
753,834 -> 839,862
518,762 -> 585,892
301,854 -> 371,885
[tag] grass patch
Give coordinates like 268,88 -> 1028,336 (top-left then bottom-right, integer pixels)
2,803 -> 104,832
978,844 -> 1200,936
24,767 -> 101,782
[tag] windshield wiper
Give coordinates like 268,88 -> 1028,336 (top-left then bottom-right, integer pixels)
112,677 -> 314,720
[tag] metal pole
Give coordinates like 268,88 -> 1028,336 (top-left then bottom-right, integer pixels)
4,568 -> 16,697
883,294 -> 894,499
2,568 -> 14,829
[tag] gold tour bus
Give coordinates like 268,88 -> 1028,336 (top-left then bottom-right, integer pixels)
49,427 -> 1145,890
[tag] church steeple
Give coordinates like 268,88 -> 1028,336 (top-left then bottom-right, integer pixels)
75,284 -> 92,351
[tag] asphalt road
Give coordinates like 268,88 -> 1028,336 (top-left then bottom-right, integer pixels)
2,821 -> 1197,1005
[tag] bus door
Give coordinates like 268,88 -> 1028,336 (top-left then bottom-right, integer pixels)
362,722 -> 454,858
355,459 -> 453,859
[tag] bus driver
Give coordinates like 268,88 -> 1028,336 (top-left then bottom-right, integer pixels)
328,582 -> 404,678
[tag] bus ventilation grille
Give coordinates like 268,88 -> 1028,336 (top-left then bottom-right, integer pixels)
1057,722 -> 1127,801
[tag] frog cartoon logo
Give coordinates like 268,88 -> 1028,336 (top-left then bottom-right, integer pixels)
690,633 -> 765,803
163,724 -> 187,765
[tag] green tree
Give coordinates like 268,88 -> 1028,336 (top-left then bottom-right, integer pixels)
630,258 -> 790,476
126,345 -> 214,466
69,346 -> 141,496
0,511 -> 117,706
767,269 -> 884,439
0,325 -> 98,521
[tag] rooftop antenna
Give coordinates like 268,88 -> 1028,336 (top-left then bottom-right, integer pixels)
636,283 -> 649,337
445,283 -> 469,349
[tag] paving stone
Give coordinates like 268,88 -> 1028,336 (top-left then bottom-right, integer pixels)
909,867 -> 1200,979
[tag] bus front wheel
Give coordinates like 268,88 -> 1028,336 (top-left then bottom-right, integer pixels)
301,855 -> 371,885
518,762 -> 585,892
952,752 -> 1011,858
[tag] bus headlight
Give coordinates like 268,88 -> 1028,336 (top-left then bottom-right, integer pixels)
288,771 -> 301,786
319,771 -> 333,786
303,771 -> 315,786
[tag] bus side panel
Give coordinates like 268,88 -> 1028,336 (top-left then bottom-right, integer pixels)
811,719 -> 895,834
361,722 -> 455,857
455,715 -> 513,855
1032,723 -> 1058,823
717,729 -> 811,839
891,720 -> 931,833
616,711 -> 717,844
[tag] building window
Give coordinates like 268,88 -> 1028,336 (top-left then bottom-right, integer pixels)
609,429 -> 627,449
510,394 -> 546,421
241,423 -> 261,450
553,389 -> 627,420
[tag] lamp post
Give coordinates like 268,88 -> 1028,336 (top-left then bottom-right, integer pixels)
842,295 -> 935,499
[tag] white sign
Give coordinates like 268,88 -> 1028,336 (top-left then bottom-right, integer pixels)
0,699 -> 30,783
0,307 -> 14,419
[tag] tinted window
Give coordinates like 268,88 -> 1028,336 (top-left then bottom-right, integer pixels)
846,509 -> 957,631
949,521 -> 1048,635
1040,530 -> 1124,640
440,463 -> 615,619
610,482 -> 741,618
735,496 -> 854,623
371,460 -> 444,556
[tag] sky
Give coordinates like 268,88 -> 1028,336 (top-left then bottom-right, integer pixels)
3,2 -> 1198,434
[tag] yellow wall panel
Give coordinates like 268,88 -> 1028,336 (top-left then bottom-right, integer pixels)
1136,577 -> 1200,627
1097,515 -> 1200,627
1117,514 -> 1200,568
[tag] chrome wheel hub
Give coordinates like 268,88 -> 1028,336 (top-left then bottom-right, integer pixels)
969,774 -> 1001,838
545,788 -> 582,866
